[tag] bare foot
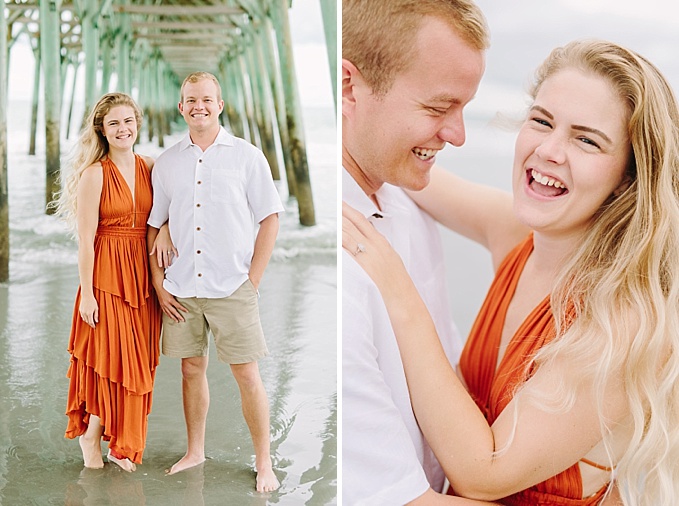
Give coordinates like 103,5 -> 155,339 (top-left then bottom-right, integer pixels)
79,436 -> 104,469
256,460 -> 280,492
165,454 -> 206,475
107,449 -> 137,472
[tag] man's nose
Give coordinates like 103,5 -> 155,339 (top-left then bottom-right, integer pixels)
438,111 -> 466,147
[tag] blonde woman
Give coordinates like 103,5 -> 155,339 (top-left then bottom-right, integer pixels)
56,93 -> 165,472
343,40 -> 679,505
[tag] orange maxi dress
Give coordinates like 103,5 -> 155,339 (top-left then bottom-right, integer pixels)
65,154 -> 161,464
457,235 -> 608,505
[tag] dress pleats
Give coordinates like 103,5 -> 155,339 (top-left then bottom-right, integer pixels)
65,154 -> 160,464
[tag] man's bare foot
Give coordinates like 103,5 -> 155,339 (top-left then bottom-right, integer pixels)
256,459 -> 280,492
107,449 -> 136,472
165,454 -> 206,475
79,436 -> 104,469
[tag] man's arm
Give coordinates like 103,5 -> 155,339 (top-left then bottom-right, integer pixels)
147,225 -> 187,322
249,213 -> 279,291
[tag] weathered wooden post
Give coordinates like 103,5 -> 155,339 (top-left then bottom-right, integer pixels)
116,0 -> 131,93
29,42 -> 40,155
81,0 -> 99,120
250,25 -> 280,180
65,56 -> 81,139
320,0 -> 337,110
40,0 -> 62,213
262,17 -> 295,196
271,0 -> 315,225
0,0 -> 9,281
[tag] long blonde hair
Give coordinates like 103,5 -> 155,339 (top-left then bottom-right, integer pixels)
523,40 -> 679,505
53,93 -> 143,233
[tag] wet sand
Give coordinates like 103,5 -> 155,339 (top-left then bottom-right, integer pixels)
0,254 -> 336,505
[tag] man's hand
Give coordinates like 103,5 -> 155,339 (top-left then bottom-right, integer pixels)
156,285 -> 188,323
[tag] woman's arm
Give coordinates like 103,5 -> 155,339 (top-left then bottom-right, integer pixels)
407,165 -> 528,269
342,202 -> 627,500
76,164 -> 103,328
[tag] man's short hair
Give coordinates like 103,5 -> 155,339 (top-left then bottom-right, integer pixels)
180,71 -> 223,102
342,0 -> 489,96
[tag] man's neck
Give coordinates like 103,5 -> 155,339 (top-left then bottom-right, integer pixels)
342,144 -> 382,208
189,125 -> 221,152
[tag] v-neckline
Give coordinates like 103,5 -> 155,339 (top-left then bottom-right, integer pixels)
108,155 -> 136,208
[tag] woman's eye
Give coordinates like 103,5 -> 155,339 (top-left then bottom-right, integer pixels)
578,137 -> 600,149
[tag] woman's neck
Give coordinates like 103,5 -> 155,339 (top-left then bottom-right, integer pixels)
107,148 -> 135,168
530,230 -> 584,279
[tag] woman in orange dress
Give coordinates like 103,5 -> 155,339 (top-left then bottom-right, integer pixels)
343,40 -> 679,505
56,93 -> 162,471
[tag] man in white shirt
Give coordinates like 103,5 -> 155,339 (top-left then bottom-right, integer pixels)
342,1 -> 490,504
147,71 -> 283,492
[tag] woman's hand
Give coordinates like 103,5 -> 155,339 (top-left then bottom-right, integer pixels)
79,294 -> 99,328
342,201 -> 408,295
149,222 -> 177,268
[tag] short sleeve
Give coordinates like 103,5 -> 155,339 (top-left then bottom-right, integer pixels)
244,147 -> 285,224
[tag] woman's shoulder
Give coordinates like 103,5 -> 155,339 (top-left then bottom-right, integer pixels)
137,154 -> 155,171
81,160 -> 104,179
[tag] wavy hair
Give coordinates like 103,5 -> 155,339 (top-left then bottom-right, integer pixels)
521,40 -> 679,505
52,93 -> 142,234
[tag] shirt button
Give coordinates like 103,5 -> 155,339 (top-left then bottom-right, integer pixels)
196,250 -> 201,254
196,227 -> 201,231
197,273 -> 202,277
197,180 -> 202,185
196,203 -> 201,208
199,159 -> 203,163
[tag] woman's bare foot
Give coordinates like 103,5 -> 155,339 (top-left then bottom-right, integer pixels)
107,449 -> 136,472
79,436 -> 104,469
256,458 -> 280,492
165,454 -> 206,475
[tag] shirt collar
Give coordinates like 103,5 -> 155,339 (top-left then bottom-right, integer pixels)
179,126 -> 235,151
342,168 -> 387,220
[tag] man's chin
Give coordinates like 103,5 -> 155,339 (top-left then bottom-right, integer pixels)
403,174 -> 431,192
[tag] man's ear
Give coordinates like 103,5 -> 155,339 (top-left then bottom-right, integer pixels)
342,59 -> 363,118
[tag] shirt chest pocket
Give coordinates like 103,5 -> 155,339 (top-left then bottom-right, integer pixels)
210,169 -> 244,205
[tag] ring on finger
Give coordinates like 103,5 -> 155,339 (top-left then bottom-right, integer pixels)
355,243 -> 366,255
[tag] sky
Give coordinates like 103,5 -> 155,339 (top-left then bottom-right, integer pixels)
467,0 -> 679,120
7,0 -> 334,109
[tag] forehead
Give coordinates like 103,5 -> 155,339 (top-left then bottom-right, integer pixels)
182,79 -> 219,98
104,105 -> 136,120
390,17 -> 484,103
535,69 -> 629,137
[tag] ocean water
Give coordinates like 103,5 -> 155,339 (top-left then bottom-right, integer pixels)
0,98 -> 337,505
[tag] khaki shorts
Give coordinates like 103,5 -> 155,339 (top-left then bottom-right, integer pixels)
161,279 -> 269,364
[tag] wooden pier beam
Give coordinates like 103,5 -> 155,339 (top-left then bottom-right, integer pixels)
271,0 -> 315,225
40,0 -> 62,213
29,43 -> 40,155
0,0 -> 9,281
320,0 -> 337,109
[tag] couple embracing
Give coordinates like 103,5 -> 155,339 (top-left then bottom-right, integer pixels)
342,1 -> 679,505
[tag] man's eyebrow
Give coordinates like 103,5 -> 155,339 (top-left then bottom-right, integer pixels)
427,94 -> 462,105
530,105 -> 612,144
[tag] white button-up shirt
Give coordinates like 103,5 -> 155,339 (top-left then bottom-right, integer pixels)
148,128 -> 284,298
342,168 -> 462,505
